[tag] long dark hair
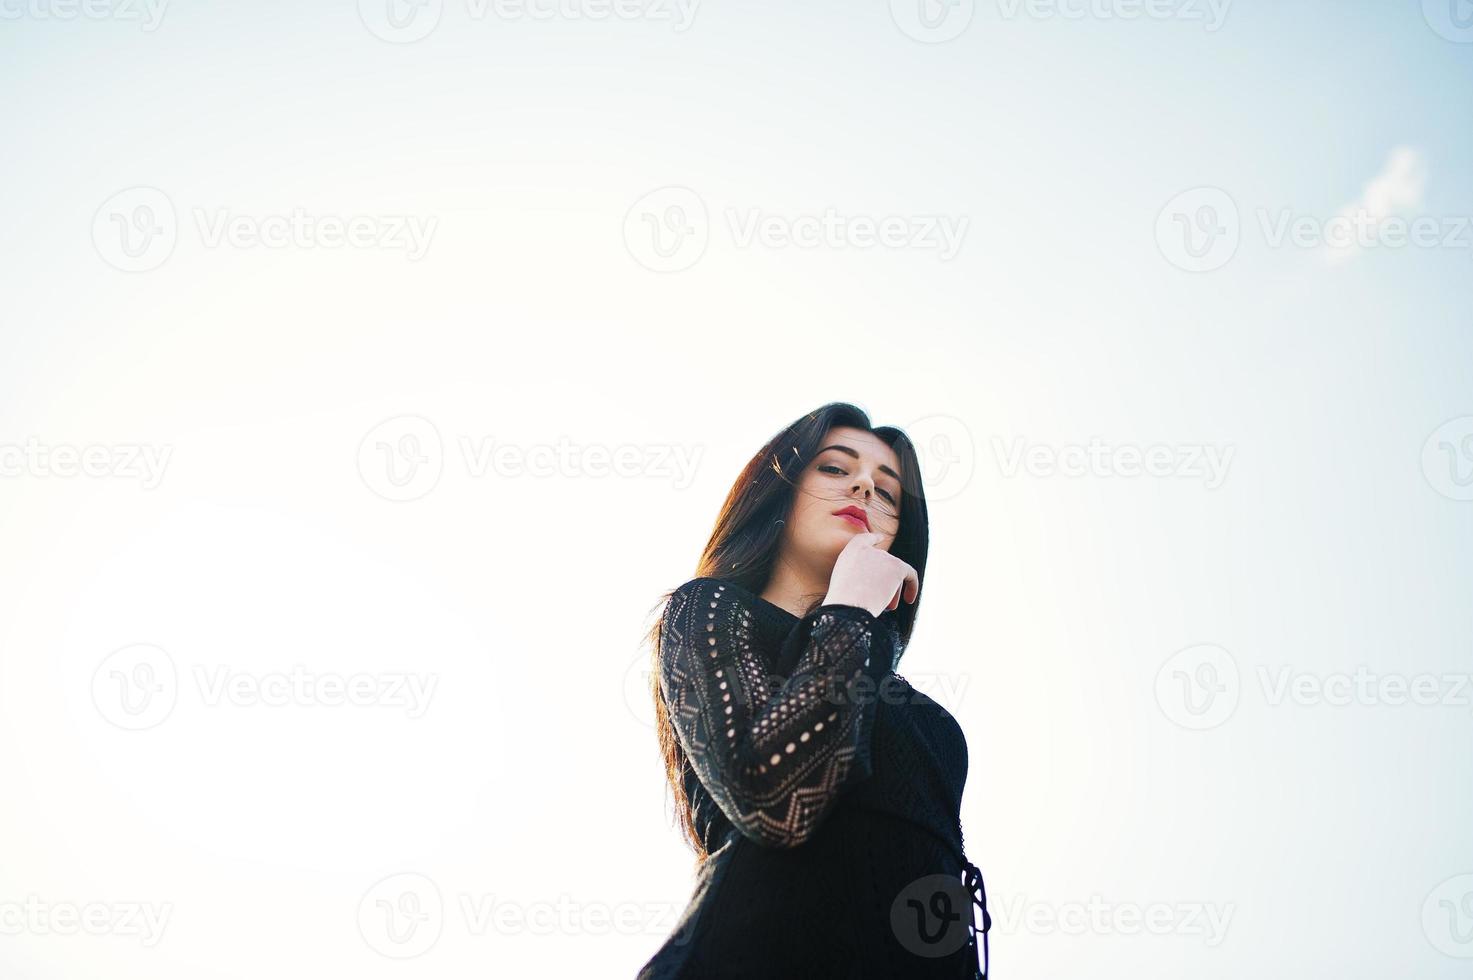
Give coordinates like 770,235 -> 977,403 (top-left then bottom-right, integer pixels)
645,401 -> 931,867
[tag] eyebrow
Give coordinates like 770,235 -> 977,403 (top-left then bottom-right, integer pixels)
817,444 -> 903,487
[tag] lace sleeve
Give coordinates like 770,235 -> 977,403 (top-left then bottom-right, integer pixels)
658,576 -> 892,849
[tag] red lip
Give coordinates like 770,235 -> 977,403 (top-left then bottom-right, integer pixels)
832,505 -> 870,530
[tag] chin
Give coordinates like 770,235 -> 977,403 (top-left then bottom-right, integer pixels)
827,528 -> 859,551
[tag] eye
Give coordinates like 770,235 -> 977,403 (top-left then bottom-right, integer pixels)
818,464 -> 898,504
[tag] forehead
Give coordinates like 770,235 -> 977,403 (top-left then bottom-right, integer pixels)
818,426 -> 902,477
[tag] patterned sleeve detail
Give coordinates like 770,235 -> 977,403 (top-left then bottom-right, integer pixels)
658,577 -> 892,849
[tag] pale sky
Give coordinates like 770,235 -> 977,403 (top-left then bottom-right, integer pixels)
2,2 -> 1472,977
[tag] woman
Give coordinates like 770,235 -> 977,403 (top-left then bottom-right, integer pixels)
637,402 -> 990,979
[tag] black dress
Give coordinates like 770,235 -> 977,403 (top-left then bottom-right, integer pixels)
638,576 -> 990,979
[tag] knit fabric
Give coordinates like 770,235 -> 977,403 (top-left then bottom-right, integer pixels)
638,576 -> 987,979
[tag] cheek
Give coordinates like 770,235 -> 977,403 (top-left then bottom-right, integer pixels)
794,494 -> 844,536
797,495 -> 832,529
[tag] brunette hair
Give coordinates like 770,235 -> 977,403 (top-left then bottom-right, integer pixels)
645,401 -> 930,866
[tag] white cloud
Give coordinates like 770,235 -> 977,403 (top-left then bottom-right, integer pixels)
1325,146 -> 1427,265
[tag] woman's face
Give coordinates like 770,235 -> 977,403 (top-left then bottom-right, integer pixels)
781,425 -> 904,570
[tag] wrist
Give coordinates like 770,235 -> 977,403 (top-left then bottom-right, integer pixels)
820,595 -> 879,619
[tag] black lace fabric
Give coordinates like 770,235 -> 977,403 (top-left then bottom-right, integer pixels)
658,576 -> 893,849
641,577 -> 989,979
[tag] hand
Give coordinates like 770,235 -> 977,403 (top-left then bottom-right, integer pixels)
821,531 -> 920,618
